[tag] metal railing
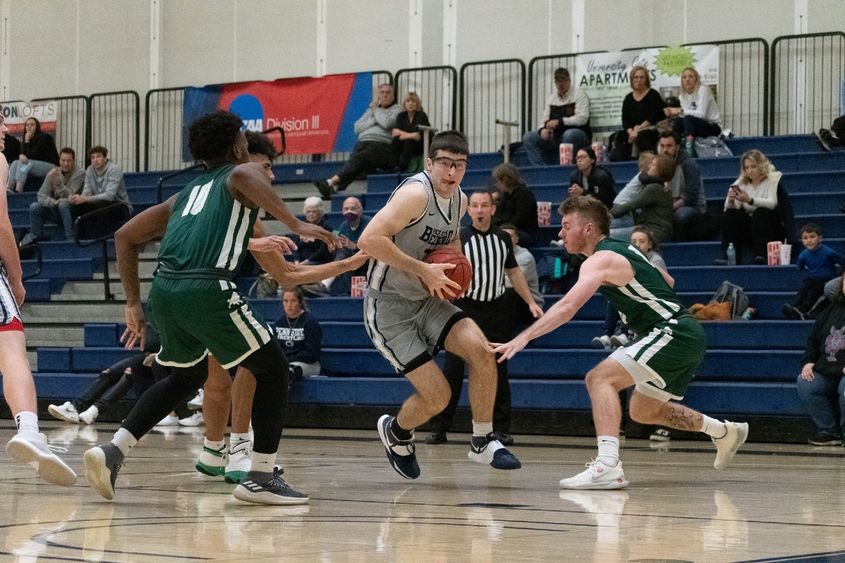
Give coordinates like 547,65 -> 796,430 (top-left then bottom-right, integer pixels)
73,202 -> 132,301
144,86 -> 186,172
771,32 -> 845,136
527,51 -> 606,134
90,91 -> 140,172
459,59 -> 525,153
394,65 -> 457,133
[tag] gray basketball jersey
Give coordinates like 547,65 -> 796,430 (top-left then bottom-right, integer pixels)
367,171 -> 463,300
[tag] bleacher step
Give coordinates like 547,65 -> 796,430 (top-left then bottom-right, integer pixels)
20,302 -> 126,323
55,281 -> 153,301
24,325 -> 84,348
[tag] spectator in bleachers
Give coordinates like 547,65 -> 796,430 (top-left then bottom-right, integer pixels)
569,147 -> 615,208
6,117 -> 59,193
658,131 -> 705,239
610,151 -> 655,231
500,223 -> 544,326
783,223 -> 844,320
522,67 -> 591,166
2,130 -> 20,164
816,115 -> 844,151
392,92 -> 430,173
717,149 -> 786,265
67,146 -> 132,227
293,197 -> 334,265
20,147 -> 84,245
609,153 -> 675,243
490,163 -> 538,246
610,66 -> 667,161
663,66 -> 722,153
273,287 -> 323,380
313,83 -> 401,199
329,196 -> 371,295
796,274 -> 845,446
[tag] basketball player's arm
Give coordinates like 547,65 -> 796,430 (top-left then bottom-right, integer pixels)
229,163 -> 338,250
505,267 -> 544,318
250,221 -> 368,287
493,252 -> 631,360
115,196 -> 177,350
357,181 -> 461,299
247,219 -> 298,255
0,154 -> 24,304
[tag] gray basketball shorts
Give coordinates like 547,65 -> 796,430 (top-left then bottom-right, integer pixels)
363,294 -> 466,374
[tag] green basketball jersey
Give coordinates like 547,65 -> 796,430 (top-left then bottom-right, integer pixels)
595,237 -> 685,334
158,164 -> 258,277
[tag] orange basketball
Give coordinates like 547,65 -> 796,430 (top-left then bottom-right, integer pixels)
423,247 -> 473,299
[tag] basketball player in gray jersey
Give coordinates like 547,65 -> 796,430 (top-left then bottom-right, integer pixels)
359,130 -> 521,479
494,195 -> 749,490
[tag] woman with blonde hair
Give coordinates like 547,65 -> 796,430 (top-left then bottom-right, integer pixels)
718,149 -> 786,264
392,91 -> 431,172
664,66 -> 722,149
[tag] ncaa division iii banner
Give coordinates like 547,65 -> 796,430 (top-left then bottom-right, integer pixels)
182,72 -> 373,158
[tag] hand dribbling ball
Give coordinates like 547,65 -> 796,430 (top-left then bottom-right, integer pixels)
422,247 -> 472,300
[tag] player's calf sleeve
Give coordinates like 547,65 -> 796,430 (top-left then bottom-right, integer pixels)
240,341 -> 289,453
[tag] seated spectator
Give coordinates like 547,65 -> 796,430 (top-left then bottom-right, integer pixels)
2,130 -> 20,164
48,350 -> 167,425
609,153 -> 675,242
658,131 -> 706,239
273,287 -> 322,379
313,83 -> 401,199
67,145 -> 132,236
568,147 -> 615,208
491,163 -> 538,246
20,147 -> 84,245
328,196 -> 371,295
718,149 -> 786,264
392,92 -> 430,172
664,66 -> 722,152
610,66 -> 667,161
783,223 -> 844,320
610,151 -> 655,230
292,197 -> 334,265
500,223 -> 544,326
816,114 -> 844,151
7,117 -> 59,193
796,274 -> 845,445
522,67 -> 591,166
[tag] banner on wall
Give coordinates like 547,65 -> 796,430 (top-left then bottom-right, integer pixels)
0,101 -> 58,136
570,45 -> 720,134
182,72 -> 374,158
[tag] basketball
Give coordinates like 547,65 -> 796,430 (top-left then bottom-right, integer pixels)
423,247 -> 473,299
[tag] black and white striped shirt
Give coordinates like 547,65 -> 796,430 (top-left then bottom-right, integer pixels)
461,224 -> 517,302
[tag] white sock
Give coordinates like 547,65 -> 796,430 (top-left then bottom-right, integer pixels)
597,435 -> 620,466
230,432 -> 250,447
111,428 -> 138,456
472,421 -> 493,438
15,411 -> 39,434
250,452 -> 275,474
204,437 -> 226,452
701,415 -> 727,439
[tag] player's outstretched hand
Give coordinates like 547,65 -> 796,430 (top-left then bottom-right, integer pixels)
121,303 -> 147,350
249,235 -> 297,255
490,333 -> 530,363
420,262 -> 460,300
294,220 -> 340,252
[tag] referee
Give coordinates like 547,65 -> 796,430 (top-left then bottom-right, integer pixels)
426,191 -> 544,445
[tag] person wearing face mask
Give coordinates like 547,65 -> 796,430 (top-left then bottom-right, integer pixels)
328,196 -> 372,295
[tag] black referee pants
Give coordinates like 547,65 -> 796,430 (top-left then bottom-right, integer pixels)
430,294 -> 512,434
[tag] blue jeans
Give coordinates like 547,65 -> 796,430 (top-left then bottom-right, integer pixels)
796,370 -> 845,438
7,159 -> 54,190
29,200 -> 74,239
522,128 -> 590,166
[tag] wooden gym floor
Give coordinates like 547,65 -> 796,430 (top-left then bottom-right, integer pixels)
1,420 -> 844,562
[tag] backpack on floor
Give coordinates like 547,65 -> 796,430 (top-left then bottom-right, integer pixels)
708,280 -> 750,320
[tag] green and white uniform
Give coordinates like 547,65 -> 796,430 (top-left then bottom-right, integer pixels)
149,164 -> 271,369
598,237 -> 706,401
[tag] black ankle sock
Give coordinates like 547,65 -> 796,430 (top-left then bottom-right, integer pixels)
390,417 -> 412,440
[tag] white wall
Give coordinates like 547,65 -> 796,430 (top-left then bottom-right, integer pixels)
0,0 -> 842,99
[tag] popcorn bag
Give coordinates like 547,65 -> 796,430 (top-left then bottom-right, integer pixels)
537,201 -> 552,227
350,276 -> 367,297
766,241 -> 781,266
559,143 -> 574,166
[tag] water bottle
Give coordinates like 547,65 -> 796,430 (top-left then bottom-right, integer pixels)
726,243 -> 736,266
741,307 -> 756,320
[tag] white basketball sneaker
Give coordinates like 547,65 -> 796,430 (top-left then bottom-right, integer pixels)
712,421 -> 749,469
48,402 -> 79,424
79,406 -> 99,425
559,459 -> 628,490
225,440 -> 252,484
6,430 -> 77,486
